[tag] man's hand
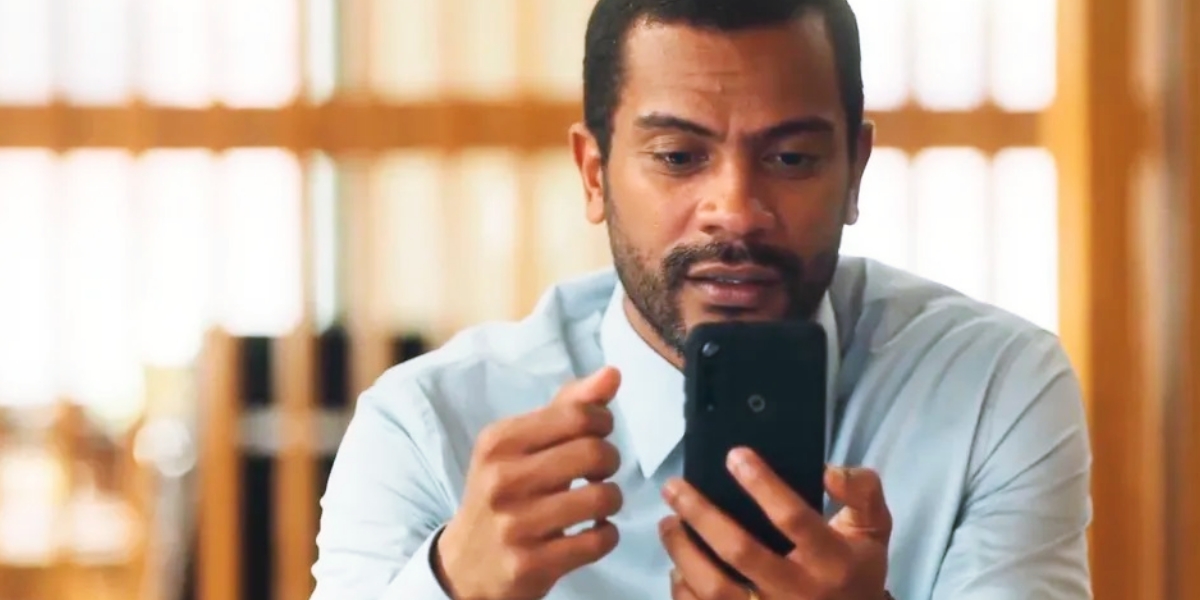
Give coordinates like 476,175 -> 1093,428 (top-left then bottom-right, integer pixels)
660,448 -> 890,600
435,367 -> 625,600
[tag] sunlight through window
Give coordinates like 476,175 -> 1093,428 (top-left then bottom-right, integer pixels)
215,0 -> 300,107
913,0 -> 987,110
990,0 -> 1057,110
373,152 -> 448,333
530,150 -> 612,289
912,147 -> 990,300
0,0 -> 53,103
370,0 -> 442,100
0,150 -> 57,408
60,0 -> 133,104
60,150 -> 145,432
457,151 -> 520,325
840,148 -> 912,270
136,0 -> 212,106
850,0 -> 910,110
136,150 -> 216,367
993,148 -> 1059,331
215,149 -> 304,336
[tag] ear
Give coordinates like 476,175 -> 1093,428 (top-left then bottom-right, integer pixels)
570,122 -> 607,225
845,120 -> 875,226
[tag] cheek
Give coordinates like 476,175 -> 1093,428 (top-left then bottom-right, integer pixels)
773,189 -> 849,251
611,170 -> 697,250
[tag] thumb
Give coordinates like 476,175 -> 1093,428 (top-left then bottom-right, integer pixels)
556,366 -> 622,407
826,466 -> 891,542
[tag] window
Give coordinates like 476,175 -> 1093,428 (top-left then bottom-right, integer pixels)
0,1 -> 1063,597
845,0 -> 1059,331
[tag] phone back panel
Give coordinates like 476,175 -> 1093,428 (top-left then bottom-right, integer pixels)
682,320 -> 827,578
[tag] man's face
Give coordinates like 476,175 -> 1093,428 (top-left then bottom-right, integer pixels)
572,14 -> 872,357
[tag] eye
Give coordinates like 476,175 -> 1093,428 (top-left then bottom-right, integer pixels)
653,151 -> 703,169
765,152 -> 821,175
771,153 -> 816,167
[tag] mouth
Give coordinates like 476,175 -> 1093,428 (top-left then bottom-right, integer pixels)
685,264 -> 783,309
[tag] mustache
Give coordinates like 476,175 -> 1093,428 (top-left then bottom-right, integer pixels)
662,241 -> 804,290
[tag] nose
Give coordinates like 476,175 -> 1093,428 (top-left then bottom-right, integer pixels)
696,162 -> 775,240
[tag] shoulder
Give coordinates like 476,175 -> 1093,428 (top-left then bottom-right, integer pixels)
360,269 -> 618,430
833,256 -> 1089,497
832,256 -> 1073,389
832,256 -> 1084,454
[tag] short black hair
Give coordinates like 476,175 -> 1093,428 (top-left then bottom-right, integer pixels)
583,0 -> 863,163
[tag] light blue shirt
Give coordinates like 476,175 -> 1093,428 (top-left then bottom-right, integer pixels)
311,257 -> 1093,600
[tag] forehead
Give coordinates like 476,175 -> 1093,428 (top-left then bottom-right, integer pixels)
617,15 -> 842,130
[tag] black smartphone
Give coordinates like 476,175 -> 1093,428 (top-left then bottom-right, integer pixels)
681,320 -> 828,584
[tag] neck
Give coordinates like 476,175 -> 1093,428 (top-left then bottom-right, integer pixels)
620,294 -> 831,372
621,296 -> 686,370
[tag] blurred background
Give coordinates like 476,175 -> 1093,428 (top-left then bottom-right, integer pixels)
0,0 -> 1195,599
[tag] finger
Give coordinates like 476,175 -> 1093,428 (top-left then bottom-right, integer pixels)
669,568 -> 703,600
478,401 -> 614,458
726,447 -> 845,558
517,436 -> 621,496
659,516 -> 746,600
498,367 -> 621,454
539,520 -> 620,576
826,466 -> 891,541
553,366 -> 622,407
660,480 -> 795,593
520,482 -> 623,539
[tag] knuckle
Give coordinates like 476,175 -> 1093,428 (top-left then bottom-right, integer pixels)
581,438 -> 619,471
478,465 -> 511,505
560,405 -> 592,433
724,535 -> 757,565
599,483 -> 624,514
585,483 -> 623,517
584,437 -> 610,461
580,525 -> 616,556
826,562 -> 853,591
601,440 -> 621,468
475,425 -> 505,458
494,512 -> 523,544
593,407 -> 615,435
670,578 -> 688,600
693,578 -> 726,600
502,550 -> 534,583
779,506 -> 809,533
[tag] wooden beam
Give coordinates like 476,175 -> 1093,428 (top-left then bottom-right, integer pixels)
1045,0 -> 1168,597
195,331 -> 241,600
272,198 -> 318,600
0,102 -> 1039,154
1167,0 -> 1200,596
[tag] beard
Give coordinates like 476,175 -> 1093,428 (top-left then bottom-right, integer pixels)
604,189 -> 841,357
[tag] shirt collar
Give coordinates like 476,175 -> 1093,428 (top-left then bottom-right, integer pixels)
598,282 -> 841,478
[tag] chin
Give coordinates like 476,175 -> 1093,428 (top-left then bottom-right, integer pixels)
683,304 -> 788,328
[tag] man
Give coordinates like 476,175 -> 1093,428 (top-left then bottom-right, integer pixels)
311,0 -> 1093,598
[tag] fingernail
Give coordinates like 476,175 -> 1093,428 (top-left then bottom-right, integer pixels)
659,516 -> 678,535
662,479 -> 681,502
828,465 -> 850,486
727,447 -> 754,477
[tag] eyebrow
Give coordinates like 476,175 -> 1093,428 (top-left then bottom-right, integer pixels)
633,112 -> 835,142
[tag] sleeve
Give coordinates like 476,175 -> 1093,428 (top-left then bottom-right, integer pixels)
310,381 -> 456,600
930,333 -> 1094,600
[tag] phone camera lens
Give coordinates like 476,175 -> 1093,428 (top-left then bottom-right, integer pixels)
747,394 -> 766,413
701,341 -> 719,357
